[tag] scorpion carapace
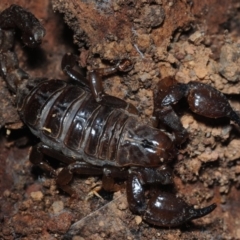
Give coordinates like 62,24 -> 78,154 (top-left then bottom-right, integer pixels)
2,5 -> 240,227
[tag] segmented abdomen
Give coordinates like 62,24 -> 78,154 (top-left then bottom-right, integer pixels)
17,79 -> 132,166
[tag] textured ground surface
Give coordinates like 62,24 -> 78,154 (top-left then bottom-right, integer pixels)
1,0 -> 240,239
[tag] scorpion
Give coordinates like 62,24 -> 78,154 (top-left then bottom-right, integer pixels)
1,5 -> 240,227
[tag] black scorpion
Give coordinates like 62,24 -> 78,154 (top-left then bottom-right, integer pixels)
1,5 -> 240,227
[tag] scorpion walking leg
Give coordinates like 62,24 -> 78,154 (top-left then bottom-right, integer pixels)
86,167 -> 129,200
127,166 -> 216,227
61,53 -> 90,89
61,53 -> 138,114
102,166 -> 128,192
30,143 -> 103,196
30,143 -> 58,176
31,144 -> 128,195
57,161 -> 103,197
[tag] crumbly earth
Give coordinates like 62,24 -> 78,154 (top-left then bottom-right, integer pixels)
1,0 -> 240,239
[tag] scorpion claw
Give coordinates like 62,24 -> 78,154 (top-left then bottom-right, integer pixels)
143,192 -> 216,227
189,203 -> 217,219
127,169 -> 216,227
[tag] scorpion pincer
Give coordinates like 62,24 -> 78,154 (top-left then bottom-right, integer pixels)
1,5 -> 240,227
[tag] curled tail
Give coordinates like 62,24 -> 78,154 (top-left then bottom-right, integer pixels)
0,5 -> 45,93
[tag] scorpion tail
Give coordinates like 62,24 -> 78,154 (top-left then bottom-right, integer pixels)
0,5 -> 45,93
0,5 -> 45,47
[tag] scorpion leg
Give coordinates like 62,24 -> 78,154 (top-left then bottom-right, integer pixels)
102,166 -> 128,192
86,166 -> 129,200
31,143 -> 128,194
29,144 -> 57,177
30,143 -> 103,195
31,143 -> 129,195
61,53 -> 90,89
56,161 -> 103,196
127,167 -> 216,227
57,165 -> 128,198
61,53 -> 138,114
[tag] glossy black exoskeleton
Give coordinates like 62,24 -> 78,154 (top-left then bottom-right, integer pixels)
2,5 -> 239,227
